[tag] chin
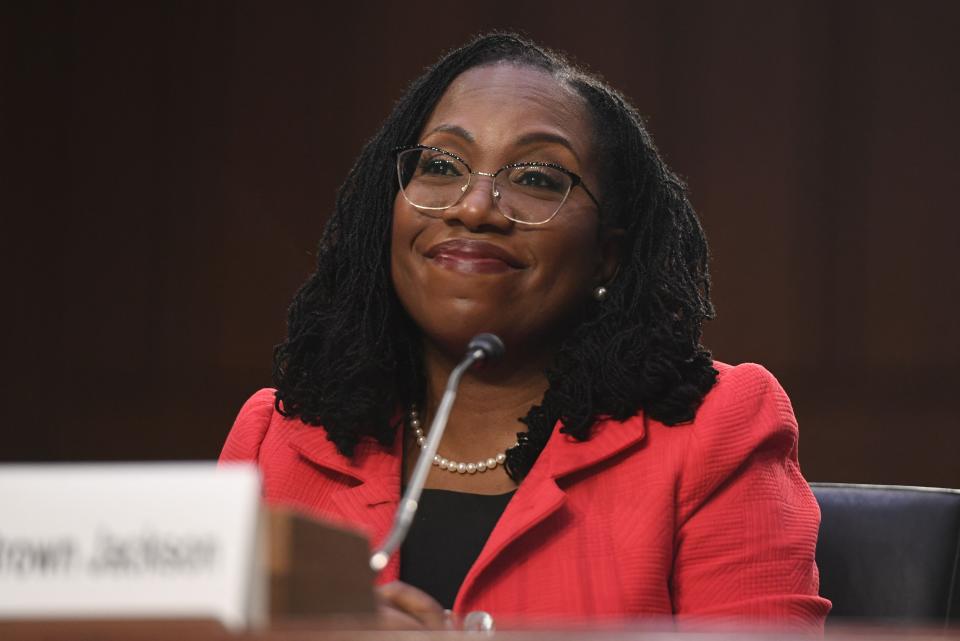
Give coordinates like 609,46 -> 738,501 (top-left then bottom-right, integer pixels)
421,301 -> 510,353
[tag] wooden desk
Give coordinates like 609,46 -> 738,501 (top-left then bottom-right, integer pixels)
1,619 -> 957,641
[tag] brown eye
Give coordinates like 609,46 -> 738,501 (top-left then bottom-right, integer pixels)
420,157 -> 463,177
508,166 -> 568,194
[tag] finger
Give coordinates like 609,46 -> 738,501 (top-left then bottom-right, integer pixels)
376,582 -> 447,629
377,581 -> 445,627
376,603 -> 426,630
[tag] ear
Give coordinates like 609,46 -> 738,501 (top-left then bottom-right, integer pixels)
595,227 -> 625,285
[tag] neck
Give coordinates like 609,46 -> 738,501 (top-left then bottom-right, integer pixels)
418,340 -> 551,462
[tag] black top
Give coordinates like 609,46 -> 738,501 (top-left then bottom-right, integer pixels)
399,488 -> 515,609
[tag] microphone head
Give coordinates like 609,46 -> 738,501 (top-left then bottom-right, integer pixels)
467,333 -> 505,362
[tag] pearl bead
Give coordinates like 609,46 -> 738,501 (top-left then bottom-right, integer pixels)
407,406 -> 510,476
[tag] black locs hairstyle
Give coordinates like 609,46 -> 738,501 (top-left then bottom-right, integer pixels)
273,33 -> 717,482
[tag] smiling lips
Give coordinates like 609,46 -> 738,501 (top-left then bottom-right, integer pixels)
424,239 -> 525,274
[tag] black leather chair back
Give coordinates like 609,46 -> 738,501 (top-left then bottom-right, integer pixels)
811,483 -> 960,624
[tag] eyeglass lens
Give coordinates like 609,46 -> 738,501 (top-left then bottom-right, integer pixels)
397,148 -> 572,224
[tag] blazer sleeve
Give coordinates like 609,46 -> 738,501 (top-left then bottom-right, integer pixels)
219,388 -> 277,464
672,364 -> 831,631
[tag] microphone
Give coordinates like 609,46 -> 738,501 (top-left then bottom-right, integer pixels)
466,332 -> 505,363
369,333 -> 505,572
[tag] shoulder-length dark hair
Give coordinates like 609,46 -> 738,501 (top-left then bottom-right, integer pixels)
273,33 -> 717,482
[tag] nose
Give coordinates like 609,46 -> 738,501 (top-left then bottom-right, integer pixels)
441,174 -> 513,232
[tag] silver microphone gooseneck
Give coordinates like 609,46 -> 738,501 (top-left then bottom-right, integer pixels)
369,333 -> 505,572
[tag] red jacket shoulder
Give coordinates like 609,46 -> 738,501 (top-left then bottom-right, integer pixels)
219,388 -> 280,463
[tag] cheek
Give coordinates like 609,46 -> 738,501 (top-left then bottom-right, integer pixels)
390,196 -> 431,312
531,220 -> 603,295
391,195 -> 416,266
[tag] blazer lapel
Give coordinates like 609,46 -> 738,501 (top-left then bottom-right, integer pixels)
288,426 -> 403,580
454,414 -> 647,609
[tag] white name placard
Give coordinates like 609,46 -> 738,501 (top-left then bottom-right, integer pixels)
0,462 -> 264,631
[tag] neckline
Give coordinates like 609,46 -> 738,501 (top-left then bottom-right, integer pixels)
408,487 -> 517,499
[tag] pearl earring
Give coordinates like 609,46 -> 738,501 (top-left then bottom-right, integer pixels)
593,286 -> 609,301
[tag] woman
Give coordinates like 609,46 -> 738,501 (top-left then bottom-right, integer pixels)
220,34 -> 829,630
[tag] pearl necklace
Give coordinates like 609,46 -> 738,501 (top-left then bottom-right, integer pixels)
408,405 -> 516,474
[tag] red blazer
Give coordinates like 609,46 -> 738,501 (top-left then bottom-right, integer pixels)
220,362 -> 829,630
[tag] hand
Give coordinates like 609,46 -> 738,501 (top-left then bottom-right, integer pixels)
375,581 -> 448,630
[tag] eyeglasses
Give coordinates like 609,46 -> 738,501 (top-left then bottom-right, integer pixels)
394,145 -> 600,225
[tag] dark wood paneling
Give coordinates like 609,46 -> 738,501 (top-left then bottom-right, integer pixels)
2,1 -> 957,487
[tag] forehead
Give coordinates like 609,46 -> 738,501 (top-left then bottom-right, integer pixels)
422,64 -> 594,162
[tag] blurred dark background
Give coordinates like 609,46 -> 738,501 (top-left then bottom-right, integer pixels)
2,1 -> 958,487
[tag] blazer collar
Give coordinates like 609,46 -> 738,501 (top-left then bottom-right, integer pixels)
286,413 -> 647,593
287,424 -> 402,506
286,412 -> 646,486
540,412 -> 648,480
454,413 -> 647,611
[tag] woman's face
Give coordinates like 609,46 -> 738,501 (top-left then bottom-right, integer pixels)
391,64 -> 619,361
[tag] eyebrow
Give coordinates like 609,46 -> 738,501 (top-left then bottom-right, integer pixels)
514,132 -> 580,162
426,124 -> 475,142
424,125 -> 580,162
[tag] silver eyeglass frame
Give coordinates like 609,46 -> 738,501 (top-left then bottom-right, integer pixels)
394,144 -> 601,226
